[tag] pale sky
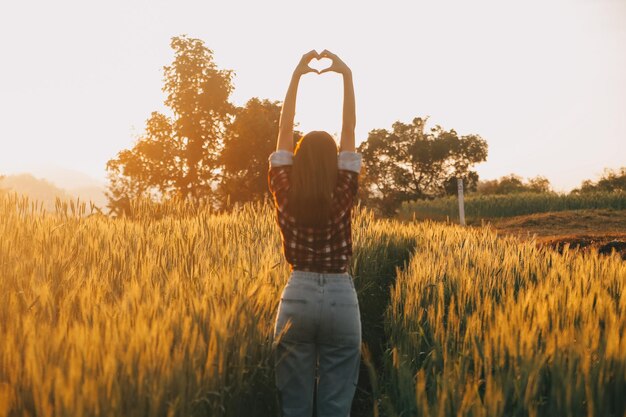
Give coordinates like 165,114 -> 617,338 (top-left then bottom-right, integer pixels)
0,0 -> 624,192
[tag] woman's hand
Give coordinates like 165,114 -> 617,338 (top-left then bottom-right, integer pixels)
319,49 -> 351,76
294,50 -> 321,77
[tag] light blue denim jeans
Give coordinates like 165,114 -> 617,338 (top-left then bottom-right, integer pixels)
273,270 -> 362,417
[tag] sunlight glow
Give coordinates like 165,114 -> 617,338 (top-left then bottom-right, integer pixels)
0,0 -> 624,192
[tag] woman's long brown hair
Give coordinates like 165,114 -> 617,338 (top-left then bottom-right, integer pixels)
289,131 -> 338,227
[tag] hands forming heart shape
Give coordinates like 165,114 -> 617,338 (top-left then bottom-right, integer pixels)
295,49 -> 351,76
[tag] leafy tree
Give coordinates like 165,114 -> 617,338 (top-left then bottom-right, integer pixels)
162,36 -> 235,200
358,117 -> 487,215
477,174 -> 552,194
572,167 -> 626,193
105,35 -> 235,215
527,176 -> 552,193
217,98 -> 301,208
105,112 -> 178,215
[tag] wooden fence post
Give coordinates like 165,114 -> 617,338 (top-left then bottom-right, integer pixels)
457,178 -> 466,226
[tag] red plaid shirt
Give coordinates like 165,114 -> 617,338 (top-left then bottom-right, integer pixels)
268,151 -> 361,273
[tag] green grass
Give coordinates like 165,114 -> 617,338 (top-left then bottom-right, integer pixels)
399,191 -> 626,221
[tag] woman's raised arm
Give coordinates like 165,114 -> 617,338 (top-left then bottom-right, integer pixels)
276,50 -> 319,152
319,50 -> 355,152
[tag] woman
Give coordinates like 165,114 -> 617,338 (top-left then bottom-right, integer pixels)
268,49 -> 362,417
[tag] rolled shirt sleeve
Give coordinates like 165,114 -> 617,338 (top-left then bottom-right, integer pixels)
268,150 -> 294,168
338,151 -> 362,173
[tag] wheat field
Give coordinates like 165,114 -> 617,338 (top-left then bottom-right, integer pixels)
0,193 -> 624,417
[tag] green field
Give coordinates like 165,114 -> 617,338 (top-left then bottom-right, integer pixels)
1,194 -> 624,417
399,191 -> 626,221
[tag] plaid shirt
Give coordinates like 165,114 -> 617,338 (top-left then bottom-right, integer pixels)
268,150 -> 362,273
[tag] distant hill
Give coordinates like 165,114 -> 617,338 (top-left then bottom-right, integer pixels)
33,165 -> 105,190
67,185 -> 108,209
0,173 -> 107,212
0,173 -> 71,211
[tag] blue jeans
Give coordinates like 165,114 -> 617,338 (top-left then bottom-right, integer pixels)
273,270 -> 362,417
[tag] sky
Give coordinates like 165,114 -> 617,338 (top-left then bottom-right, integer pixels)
0,0 -> 624,192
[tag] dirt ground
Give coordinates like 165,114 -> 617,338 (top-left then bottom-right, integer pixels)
478,209 -> 626,260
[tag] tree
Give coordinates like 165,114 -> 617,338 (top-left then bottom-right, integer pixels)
477,174 -> 552,194
218,97 -> 301,208
105,112 -> 178,214
358,117 -> 487,215
527,176 -> 552,193
105,35 -> 235,214
572,167 -> 626,193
